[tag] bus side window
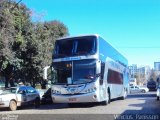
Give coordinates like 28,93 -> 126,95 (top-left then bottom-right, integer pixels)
100,62 -> 105,85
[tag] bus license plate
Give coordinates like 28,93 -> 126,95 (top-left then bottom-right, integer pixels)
69,98 -> 77,102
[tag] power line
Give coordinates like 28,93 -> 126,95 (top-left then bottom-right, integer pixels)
10,0 -> 22,11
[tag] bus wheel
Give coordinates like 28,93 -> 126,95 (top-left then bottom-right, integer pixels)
157,96 -> 159,101
102,100 -> 108,105
108,92 -> 111,104
102,92 -> 110,105
68,103 -> 76,107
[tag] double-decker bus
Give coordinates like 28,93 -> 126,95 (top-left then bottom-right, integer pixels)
46,34 -> 129,105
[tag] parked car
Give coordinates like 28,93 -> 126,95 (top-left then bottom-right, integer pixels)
147,80 -> 157,91
0,86 -> 40,111
130,85 -> 149,93
156,86 -> 160,100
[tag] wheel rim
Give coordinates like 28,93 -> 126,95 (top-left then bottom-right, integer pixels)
10,101 -> 17,111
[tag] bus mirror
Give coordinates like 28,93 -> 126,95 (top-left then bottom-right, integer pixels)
157,78 -> 159,83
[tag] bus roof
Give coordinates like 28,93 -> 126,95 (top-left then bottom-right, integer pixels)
56,34 -> 128,66
57,34 -> 100,40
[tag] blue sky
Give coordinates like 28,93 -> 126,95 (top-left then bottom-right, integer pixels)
21,0 -> 160,68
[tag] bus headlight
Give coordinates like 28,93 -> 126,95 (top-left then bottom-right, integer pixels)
85,87 -> 97,93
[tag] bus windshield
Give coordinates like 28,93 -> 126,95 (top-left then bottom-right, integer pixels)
53,36 -> 97,58
52,59 -> 97,85
73,59 -> 96,84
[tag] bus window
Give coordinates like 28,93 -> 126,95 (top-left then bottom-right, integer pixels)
76,38 -> 96,55
54,40 -> 74,57
52,62 -> 72,84
107,69 -> 123,84
53,36 -> 97,58
73,59 -> 96,84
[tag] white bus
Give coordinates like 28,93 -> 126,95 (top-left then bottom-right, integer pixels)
47,34 -> 129,105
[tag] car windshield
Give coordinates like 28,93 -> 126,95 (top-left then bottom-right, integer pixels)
0,88 -> 17,94
53,36 -> 97,58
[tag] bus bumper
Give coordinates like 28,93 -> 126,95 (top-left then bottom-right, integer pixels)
51,92 -> 99,103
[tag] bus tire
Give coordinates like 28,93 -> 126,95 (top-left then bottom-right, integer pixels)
101,92 -> 110,105
107,89 -> 111,104
157,96 -> 159,101
102,100 -> 108,105
68,103 -> 76,107
108,92 -> 111,104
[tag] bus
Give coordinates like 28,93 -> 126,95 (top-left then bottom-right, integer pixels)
46,34 -> 129,105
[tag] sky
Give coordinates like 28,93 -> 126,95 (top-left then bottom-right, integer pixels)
21,0 -> 160,68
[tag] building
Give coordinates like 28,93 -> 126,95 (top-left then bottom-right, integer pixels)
154,62 -> 160,71
137,66 -> 151,85
129,64 -> 151,86
128,64 -> 137,77
129,78 -> 137,86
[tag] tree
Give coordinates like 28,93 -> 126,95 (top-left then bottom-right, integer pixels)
0,0 -> 18,87
135,73 -> 145,85
149,69 -> 157,82
0,0 -> 69,88
34,20 -> 69,86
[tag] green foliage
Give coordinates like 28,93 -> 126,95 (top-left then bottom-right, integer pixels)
0,0 -> 69,87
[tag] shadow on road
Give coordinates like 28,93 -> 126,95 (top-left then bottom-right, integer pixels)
0,102 -> 100,112
115,92 -> 160,120
37,102 -> 99,110
127,92 -> 156,99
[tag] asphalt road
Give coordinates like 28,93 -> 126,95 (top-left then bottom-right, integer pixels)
0,91 -> 160,120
